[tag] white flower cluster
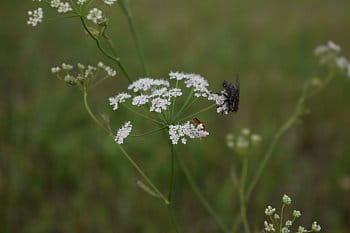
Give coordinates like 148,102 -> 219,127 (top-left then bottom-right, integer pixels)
27,8 -> 43,26
263,194 -> 321,233
114,121 -> 132,144
314,41 -> 350,78
168,121 -> 209,144
98,62 -> 117,77
110,71 -> 232,115
87,8 -> 104,24
103,0 -> 117,5
226,128 -> 262,151
109,93 -> 131,110
169,72 -> 210,97
51,61 -> 116,86
27,0 -> 117,27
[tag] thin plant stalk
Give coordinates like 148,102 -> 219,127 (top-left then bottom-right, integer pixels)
167,142 -> 182,233
118,0 -> 149,76
231,71 -> 335,233
79,16 -> 132,83
177,104 -> 216,122
175,151 -> 230,233
83,90 -> 169,205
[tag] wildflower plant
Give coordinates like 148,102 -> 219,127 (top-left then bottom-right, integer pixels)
27,0 -> 347,232
263,195 -> 321,233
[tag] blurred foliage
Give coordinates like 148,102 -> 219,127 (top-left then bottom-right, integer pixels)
1,0 -> 350,232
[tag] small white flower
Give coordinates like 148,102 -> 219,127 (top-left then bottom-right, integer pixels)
114,121 -> 132,144
274,214 -> 280,219
311,221 -> 321,232
293,210 -> 301,218
167,88 -> 183,98
57,2 -> 72,13
285,220 -> 292,227
169,121 -> 209,145
51,66 -> 61,73
62,63 -> 73,70
132,95 -> 149,106
103,0 -> 117,5
77,63 -> 85,70
281,227 -> 290,233
109,93 -> 132,110
327,40 -> 341,52
282,194 -> 292,205
87,8 -> 104,24
265,206 -> 276,216
77,0 -> 87,4
169,71 -> 188,80
297,226 -> 307,233
241,128 -> 250,135
183,73 -> 209,97
27,8 -> 44,27
264,221 -> 275,232
236,136 -> 249,149
50,0 -> 61,8
335,57 -> 348,69
208,92 -> 228,114
128,78 -> 169,92
251,134 -> 262,143
150,97 -> 171,113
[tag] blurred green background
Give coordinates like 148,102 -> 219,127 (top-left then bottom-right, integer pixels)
1,0 -> 350,232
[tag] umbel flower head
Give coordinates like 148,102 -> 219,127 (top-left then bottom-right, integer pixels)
27,0 -> 118,27
51,61 -> 116,88
108,71 -> 237,144
263,194 -> 321,233
314,41 -> 350,79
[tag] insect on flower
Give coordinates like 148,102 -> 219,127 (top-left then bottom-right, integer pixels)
192,117 -> 206,131
221,75 -> 240,113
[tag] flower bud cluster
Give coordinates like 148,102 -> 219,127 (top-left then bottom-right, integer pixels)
226,128 -> 262,152
51,61 -> 116,86
263,194 -> 321,233
314,41 -> 350,78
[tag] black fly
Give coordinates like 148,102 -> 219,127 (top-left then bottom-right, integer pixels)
221,75 -> 240,113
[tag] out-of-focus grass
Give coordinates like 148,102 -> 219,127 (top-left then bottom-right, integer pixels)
1,0 -> 350,232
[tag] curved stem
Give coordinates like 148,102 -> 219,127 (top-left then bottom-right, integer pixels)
118,145 -> 169,205
119,0 -> 149,76
83,90 -> 111,135
175,151 -> 229,233
79,16 -> 132,83
83,90 -> 169,205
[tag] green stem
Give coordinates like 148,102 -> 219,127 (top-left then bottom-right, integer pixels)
83,90 -> 111,135
174,88 -> 194,120
119,0 -> 149,76
79,16 -> 132,83
118,145 -> 169,205
175,151 -> 229,233
130,127 -> 168,137
170,80 -> 179,121
238,187 -> 250,233
122,104 -> 165,126
279,204 -> 285,232
232,71 -> 335,233
177,104 -> 216,122
167,142 -> 182,233
231,166 -> 250,233
83,90 -> 169,205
